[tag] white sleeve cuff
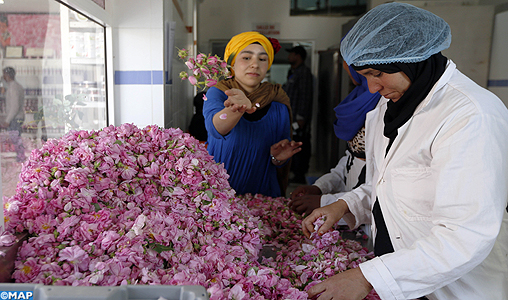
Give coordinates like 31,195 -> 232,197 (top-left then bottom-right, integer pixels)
320,193 -> 344,207
360,257 -> 406,300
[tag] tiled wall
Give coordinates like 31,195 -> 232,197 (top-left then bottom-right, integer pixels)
109,0 -> 193,130
110,0 -> 164,128
488,9 -> 508,108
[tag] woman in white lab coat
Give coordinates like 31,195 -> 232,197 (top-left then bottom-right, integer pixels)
302,3 -> 508,300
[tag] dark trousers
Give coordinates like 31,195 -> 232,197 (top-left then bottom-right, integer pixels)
7,118 -> 26,162
291,129 -> 311,177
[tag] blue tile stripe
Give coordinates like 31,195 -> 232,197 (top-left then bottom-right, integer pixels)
153,71 -> 164,85
488,79 -> 508,87
115,70 -> 165,85
114,71 -> 507,87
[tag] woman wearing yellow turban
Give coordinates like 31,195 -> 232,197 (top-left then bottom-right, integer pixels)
203,31 -> 301,197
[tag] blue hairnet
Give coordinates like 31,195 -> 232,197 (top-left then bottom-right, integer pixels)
340,2 -> 451,67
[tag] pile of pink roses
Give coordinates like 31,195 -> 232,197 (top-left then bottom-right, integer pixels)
1,124 -> 379,300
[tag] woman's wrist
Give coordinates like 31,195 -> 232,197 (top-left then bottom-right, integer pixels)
271,154 -> 285,165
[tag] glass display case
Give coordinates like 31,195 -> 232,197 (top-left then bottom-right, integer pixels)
1,0 -> 107,203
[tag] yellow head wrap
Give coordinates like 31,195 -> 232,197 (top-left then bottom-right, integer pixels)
224,31 -> 274,69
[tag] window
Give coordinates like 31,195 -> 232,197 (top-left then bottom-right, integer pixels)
1,0 -> 107,202
290,0 -> 367,16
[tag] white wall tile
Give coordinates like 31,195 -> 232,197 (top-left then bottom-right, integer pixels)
150,29 -> 164,70
488,10 -> 508,108
116,28 -> 152,70
151,85 -> 165,126
489,87 -> 508,108
489,10 -> 508,79
151,0 -> 164,29
113,0 -> 152,28
116,85 -> 153,127
110,0 -> 193,130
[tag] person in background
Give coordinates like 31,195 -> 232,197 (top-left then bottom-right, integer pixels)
303,3 -> 508,300
282,45 -> 313,184
1,67 -> 26,162
289,61 -> 380,219
203,31 -> 302,198
187,91 -> 208,143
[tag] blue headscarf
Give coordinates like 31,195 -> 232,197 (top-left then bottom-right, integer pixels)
333,65 -> 380,141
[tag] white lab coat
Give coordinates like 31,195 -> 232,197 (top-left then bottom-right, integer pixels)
340,60 -> 508,299
314,150 -> 367,227
314,149 -> 366,208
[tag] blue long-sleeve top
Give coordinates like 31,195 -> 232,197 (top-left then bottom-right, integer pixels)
203,87 -> 291,197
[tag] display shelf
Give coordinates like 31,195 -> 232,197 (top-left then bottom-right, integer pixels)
0,9 -> 107,135
70,57 -> 105,65
69,21 -> 98,29
80,100 -> 106,109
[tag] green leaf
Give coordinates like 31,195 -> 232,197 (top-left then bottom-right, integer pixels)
93,203 -> 101,212
147,242 -> 174,253
204,190 -> 214,200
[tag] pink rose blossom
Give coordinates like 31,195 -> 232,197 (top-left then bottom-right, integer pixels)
207,56 -> 218,65
0,232 -> 16,247
1,124 -> 377,300
206,79 -> 218,87
188,75 -> 197,85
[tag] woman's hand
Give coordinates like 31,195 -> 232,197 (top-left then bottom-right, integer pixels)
301,200 -> 349,238
307,268 -> 372,300
224,88 -> 257,114
289,194 -> 321,217
289,185 -> 322,216
291,185 -> 322,199
270,139 -> 302,163
213,88 -> 256,135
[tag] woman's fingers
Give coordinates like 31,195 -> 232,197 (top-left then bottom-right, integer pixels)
225,88 -> 244,97
245,106 -> 257,114
302,209 -> 323,238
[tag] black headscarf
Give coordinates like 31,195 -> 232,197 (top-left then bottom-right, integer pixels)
354,52 -> 448,153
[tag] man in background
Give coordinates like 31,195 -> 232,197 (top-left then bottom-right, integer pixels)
283,45 -> 313,184
1,67 -> 26,161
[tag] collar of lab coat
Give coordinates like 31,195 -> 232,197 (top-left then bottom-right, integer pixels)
382,59 -> 456,165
